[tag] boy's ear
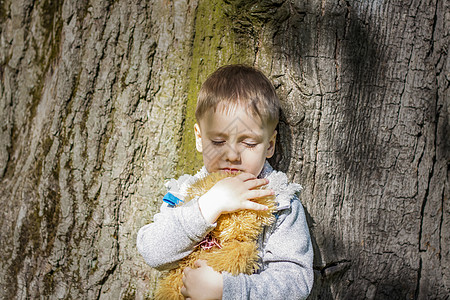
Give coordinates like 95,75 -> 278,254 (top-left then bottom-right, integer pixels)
266,130 -> 277,158
194,123 -> 203,152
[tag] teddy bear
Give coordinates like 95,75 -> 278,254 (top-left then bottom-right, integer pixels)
154,172 -> 277,300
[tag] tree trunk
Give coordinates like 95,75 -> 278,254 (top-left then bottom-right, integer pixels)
0,0 -> 447,299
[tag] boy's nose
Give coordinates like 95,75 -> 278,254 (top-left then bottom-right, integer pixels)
224,144 -> 240,162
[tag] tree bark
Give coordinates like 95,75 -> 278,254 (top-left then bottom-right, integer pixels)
0,0 -> 448,299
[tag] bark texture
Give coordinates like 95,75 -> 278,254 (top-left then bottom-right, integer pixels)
0,0 -> 448,299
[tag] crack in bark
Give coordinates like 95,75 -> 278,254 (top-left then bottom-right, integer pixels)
310,10 -> 325,202
416,40 -> 441,297
434,81 -> 444,264
425,0 -> 439,59
438,186 -> 444,261
96,262 -> 118,300
414,257 -> 422,300
314,260 -> 352,278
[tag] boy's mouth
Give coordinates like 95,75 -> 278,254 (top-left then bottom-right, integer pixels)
220,168 -> 241,174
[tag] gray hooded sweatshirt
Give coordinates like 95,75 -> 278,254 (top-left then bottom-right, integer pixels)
137,162 -> 313,299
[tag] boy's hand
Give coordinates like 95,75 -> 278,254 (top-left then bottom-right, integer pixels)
181,260 -> 223,300
198,172 -> 274,224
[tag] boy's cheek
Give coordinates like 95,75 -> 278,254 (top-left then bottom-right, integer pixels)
206,151 -> 223,164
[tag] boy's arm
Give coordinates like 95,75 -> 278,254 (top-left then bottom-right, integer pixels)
221,197 -> 314,300
137,172 -> 272,270
136,197 -> 215,270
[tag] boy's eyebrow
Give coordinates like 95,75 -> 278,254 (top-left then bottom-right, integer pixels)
206,131 -> 228,138
239,132 -> 263,140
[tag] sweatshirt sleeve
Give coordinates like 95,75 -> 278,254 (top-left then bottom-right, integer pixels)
221,197 -> 314,299
136,197 -> 216,271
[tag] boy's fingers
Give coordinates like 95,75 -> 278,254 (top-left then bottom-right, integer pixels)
242,200 -> 268,211
180,286 -> 188,296
246,189 -> 274,199
236,172 -> 256,181
245,178 -> 269,189
194,259 -> 207,268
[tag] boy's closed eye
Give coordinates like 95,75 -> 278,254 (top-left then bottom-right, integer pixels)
210,139 -> 259,148
243,141 -> 258,148
211,140 -> 225,146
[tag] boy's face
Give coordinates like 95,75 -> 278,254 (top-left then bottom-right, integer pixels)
194,104 -> 276,177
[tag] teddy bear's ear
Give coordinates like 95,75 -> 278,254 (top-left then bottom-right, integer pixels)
194,123 -> 203,152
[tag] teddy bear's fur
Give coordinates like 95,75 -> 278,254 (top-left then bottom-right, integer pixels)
155,172 -> 277,300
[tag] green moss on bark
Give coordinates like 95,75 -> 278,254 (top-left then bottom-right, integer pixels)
175,0 -> 257,177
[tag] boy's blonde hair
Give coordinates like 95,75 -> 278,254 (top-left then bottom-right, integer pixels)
195,65 -> 280,130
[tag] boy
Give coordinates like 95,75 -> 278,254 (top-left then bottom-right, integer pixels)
137,65 -> 313,299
